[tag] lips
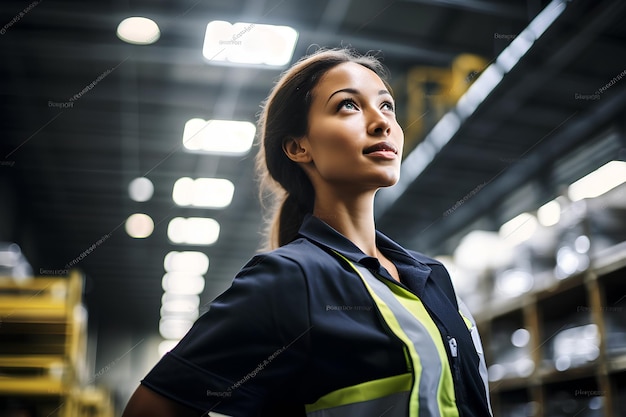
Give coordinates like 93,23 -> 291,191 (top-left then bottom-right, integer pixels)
363,141 -> 398,155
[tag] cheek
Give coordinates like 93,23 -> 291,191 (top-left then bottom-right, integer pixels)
310,123 -> 360,155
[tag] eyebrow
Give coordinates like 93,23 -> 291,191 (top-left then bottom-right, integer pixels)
326,88 -> 392,104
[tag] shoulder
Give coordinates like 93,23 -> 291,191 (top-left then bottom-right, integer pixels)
241,237 -> 334,278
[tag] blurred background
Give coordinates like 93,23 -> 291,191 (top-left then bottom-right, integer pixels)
1,0 -> 625,415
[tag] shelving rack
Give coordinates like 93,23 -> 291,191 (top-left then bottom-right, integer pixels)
0,270 -> 113,416
477,241 -> 626,417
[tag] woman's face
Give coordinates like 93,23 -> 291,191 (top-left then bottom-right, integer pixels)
292,62 -> 404,194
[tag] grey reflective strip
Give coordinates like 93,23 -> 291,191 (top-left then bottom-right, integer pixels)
307,392 -> 409,417
354,265 -> 443,417
457,298 -> 493,416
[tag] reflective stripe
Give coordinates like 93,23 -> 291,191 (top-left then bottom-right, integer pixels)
307,392 -> 409,417
352,264 -> 458,417
305,252 -> 459,417
305,373 -> 412,416
457,298 -> 493,416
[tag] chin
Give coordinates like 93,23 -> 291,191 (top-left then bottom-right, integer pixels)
376,175 -> 400,188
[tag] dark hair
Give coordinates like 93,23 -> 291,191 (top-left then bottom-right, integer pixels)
256,48 -> 391,249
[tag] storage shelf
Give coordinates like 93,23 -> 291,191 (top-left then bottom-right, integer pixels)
607,354 -> 626,374
0,271 -> 111,416
480,241 -> 626,417
0,377 -> 66,395
475,293 -> 529,323
489,376 -> 538,393
537,361 -> 599,383
592,241 -> 626,276
533,270 -> 586,301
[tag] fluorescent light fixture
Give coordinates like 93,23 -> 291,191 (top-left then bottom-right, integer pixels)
182,119 -> 255,155
496,34 -> 534,74
494,0 -> 566,75
163,251 -> 209,274
537,199 -> 561,227
527,0 -> 567,40
568,160 -> 626,201
161,292 -> 200,307
376,0 -> 570,217
159,318 -> 194,339
202,21 -> 298,67
457,65 -> 504,119
125,213 -> 154,238
167,217 -> 220,245
162,272 -> 205,294
117,17 -> 160,45
160,301 -> 199,320
128,177 -> 154,202
429,113 -> 461,149
499,212 -> 538,246
172,177 -> 235,208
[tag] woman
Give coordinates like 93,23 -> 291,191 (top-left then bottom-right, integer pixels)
122,48 -> 492,417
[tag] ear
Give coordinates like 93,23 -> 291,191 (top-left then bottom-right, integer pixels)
283,137 -> 312,163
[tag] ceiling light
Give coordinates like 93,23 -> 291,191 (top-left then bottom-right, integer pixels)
496,34 -> 534,74
117,17 -> 160,45
167,217 -> 220,245
159,318 -> 194,340
161,272 -> 205,295
128,177 -> 154,202
163,251 -> 209,275
568,160 -> 626,201
160,301 -> 199,320
429,112 -> 461,149
537,199 -> 561,227
172,177 -> 235,208
527,0 -> 567,40
125,213 -> 154,238
161,293 -> 200,308
202,21 -> 298,67
499,212 -> 538,246
182,119 -> 255,155
456,65 -> 504,119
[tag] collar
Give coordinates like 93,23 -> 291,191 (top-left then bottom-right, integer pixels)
297,214 -> 432,295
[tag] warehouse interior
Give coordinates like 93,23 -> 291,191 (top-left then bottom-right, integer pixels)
1,0 -> 625,415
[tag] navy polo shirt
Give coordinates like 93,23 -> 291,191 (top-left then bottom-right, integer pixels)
141,214 -> 491,416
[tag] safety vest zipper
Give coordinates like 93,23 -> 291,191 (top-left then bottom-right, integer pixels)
447,335 -> 466,409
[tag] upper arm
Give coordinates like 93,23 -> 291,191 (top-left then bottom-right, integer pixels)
121,385 -> 202,417
122,385 -> 234,417
130,253 -> 311,415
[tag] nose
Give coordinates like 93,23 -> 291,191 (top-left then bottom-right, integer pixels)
367,110 -> 391,137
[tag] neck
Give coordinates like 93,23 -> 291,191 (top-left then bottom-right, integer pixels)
313,188 -> 379,257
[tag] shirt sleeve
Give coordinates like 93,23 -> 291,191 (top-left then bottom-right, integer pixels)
141,252 -> 312,416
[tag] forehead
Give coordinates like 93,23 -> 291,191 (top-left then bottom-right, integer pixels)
314,61 -> 388,95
